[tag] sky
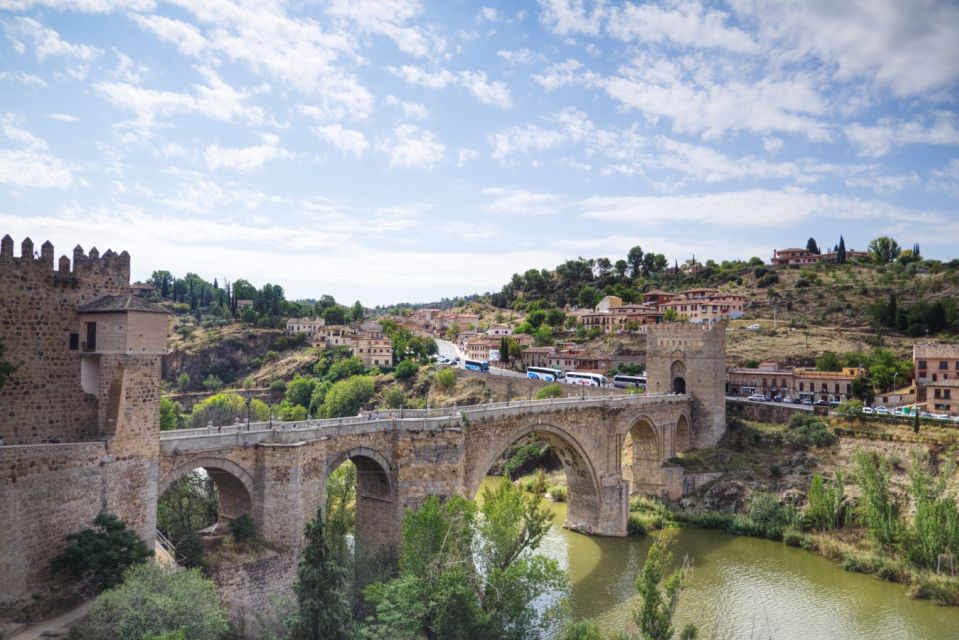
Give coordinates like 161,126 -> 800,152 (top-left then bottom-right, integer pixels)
1,0 -> 958,306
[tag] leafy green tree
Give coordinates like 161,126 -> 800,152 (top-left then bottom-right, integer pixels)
291,508 -> 354,640
535,383 -> 564,399
805,471 -> 844,531
578,285 -> 601,309
351,300 -> 365,322
157,471 -> 218,544
202,374 -> 223,391
160,397 -> 181,431
52,514 -> 153,592
321,376 -> 375,418
150,270 -> 174,298
563,620 -> 602,640
631,527 -> 696,640
533,325 -> 554,347
285,375 -> 318,409
191,393 -> 269,427
868,236 -> 901,264
627,245 -> 644,277
326,462 -> 357,553
229,513 -> 256,543
176,372 -> 191,390
545,308 -> 566,328
394,359 -> 418,380
854,450 -> 900,546
73,564 -> 228,640
434,367 -> 456,392
323,305 -> 348,325
327,356 -> 366,382
905,451 -> 959,569
815,351 -> 842,372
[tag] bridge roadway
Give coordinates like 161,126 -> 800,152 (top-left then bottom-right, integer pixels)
159,391 -> 694,552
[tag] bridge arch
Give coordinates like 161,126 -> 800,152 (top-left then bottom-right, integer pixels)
468,422 -> 602,533
675,411 -> 691,453
159,457 -> 255,533
324,446 -> 399,559
621,416 -> 666,496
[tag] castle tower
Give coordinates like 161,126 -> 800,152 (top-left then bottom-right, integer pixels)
645,323 -> 726,449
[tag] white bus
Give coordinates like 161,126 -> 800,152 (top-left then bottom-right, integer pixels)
612,374 -> 646,389
526,366 -> 564,382
564,371 -> 608,386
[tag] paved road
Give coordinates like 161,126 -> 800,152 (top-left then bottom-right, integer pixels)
435,338 -> 527,378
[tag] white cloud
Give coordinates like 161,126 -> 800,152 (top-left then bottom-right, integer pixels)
532,58 -> 600,91
48,113 -> 78,122
132,14 -> 207,56
313,124 -> 369,157
203,133 -> 290,173
456,148 -> 478,167
390,64 -> 456,89
476,7 -> 498,22
537,0 -> 605,36
488,124 -> 566,161
0,71 -> 47,87
579,188 -> 940,228
844,173 -> 920,195
12,17 -> 102,61
496,48 -> 544,65
844,114 -> 959,157
0,0 -> 154,11
929,159 -> 959,199
0,116 -> 73,188
762,137 -> 784,154
483,187 -> 561,215
390,65 -> 512,108
386,94 -> 429,119
380,124 -> 445,169
325,0 -> 441,59
159,142 -> 187,158
606,1 -> 759,54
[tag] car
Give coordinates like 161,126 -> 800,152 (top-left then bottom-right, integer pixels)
875,406 -> 890,415
773,395 -> 783,403
436,356 -> 449,364
862,406 -> 874,415
934,413 -> 950,421
746,323 -> 761,331
747,394 -> 766,402
801,399 -> 813,406
892,408 -> 905,416
782,396 -> 794,404
829,400 -> 841,407
921,411 -> 934,419
814,399 -> 828,406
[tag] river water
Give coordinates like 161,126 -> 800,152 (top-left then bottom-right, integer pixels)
479,477 -> 959,640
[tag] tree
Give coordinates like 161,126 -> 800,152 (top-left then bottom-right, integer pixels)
320,376 -> 375,418
0,339 -> 15,391
631,527 -> 696,640
327,356 -> 366,382
578,286 -> 601,309
868,236 -> 901,264
806,237 -> 820,255
52,514 -> 153,592
323,305 -> 348,325
72,564 -> 228,640
806,471 -> 844,531
325,462 -> 357,552
394,359 -> 418,380
351,300 -> 365,323
158,471 -> 217,545
202,374 -> 223,391
150,270 -> 174,298
176,372 -> 191,390
285,375 -> 318,409
160,397 -> 181,430
815,351 -> 842,372
627,246 -> 644,277
854,450 -> 899,546
291,508 -> 353,640
837,235 -> 847,264
434,367 -> 456,392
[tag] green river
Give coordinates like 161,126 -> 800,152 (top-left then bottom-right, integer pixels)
479,477 -> 959,640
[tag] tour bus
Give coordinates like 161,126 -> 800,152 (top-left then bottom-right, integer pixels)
526,366 -> 565,382
564,371 -> 608,387
612,374 -> 646,389
464,359 -> 489,373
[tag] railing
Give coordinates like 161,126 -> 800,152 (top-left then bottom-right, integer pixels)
159,392 -> 689,442
154,529 -> 180,569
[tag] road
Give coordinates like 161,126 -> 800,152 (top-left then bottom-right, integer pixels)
434,338 -> 527,378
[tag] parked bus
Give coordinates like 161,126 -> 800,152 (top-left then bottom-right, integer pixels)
526,366 -> 564,382
464,359 -> 489,373
612,374 -> 646,389
564,371 -> 607,386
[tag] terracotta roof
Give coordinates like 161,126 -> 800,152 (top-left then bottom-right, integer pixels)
914,343 -> 959,359
78,294 -> 167,314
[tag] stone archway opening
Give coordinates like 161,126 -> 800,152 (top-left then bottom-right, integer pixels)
621,419 -> 663,496
157,462 -> 254,553
670,360 -> 686,394
675,413 -> 691,453
475,426 -> 601,534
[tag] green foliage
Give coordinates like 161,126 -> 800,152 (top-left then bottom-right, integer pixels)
291,508 -> 354,640
285,375 -> 318,409
191,392 -> 269,427
784,413 -> 836,448
905,451 -> 959,569
158,471 -> 217,544
202,374 -> 224,391
743,493 -> 795,540
175,533 -> 204,569
73,564 -> 228,640
320,375 -> 375,418
325,462 -> 357,553
327,356 -> 366,382
52,514 -> 152,592
270,378 -> 288,395
627,514 -> 648,536
562,619 -> 602,640
815,351 -> 842,372
535,383 -> 564,399
160,396 -> 182,430
630,527 -> 695,640
383,386 -> 407,409
229,513 -> 256,543
835,399 -> 864,417
394,359 -> 418,380
277,400 -> 308,421
176,372 -> 190,390
805,471 -> 845,531
868,236 -> 901,264
854,450 -> 900,546
548,485 -> 568,503
434,367 -> 456,392
533,325 -> 554,346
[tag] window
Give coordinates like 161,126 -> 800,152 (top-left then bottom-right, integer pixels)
935,389 -> 942,399
940,361 -> 949,370
919,360 -> 927,370
69,333 -> 79,350
945,390 -> 952,400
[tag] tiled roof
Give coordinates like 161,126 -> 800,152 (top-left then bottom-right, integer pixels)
914,343 -> 959,359
78,294 -> 167,314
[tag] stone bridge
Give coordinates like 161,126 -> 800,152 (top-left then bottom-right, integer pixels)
159,393 -> 697,553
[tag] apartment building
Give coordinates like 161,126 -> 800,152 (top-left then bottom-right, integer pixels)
351,332 -> 393,368
726,363 -> 864,402
286,316 -> 325,338
914,343 -> 959,403
317,324 -> 354,347
928,380 -> 959,415
660,291 -> 745,324
793,367 -> 864,403
727,362 -> 794,396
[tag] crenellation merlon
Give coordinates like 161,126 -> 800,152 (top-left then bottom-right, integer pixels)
0,236 -> 131,282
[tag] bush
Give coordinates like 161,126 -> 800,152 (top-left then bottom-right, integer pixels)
52,514 -> 152,592
320,375 -> 375,418
326,356 -> 366,382
562,620 -> 602,640
176,372 -> 191,390
263,350 -> 280,362
785,413 -> 837,448
175,533 -> 204,569
191,392 -> 269,428
202,374 -> 223,391
743,493 -> 795,540
908,575 -> 959,605
782,529 -> 804,547
627,514 -> 648,536
160,397 -> 182,431
535,383 -> 564,399
835,400 -> 864,417
548,485 -> 568,503
394,359 -> 418,380
434,367 -> 456,392
269,378 -> 287,395
383,386 -> 407,409
73,564 -> 228,640
229,514 -> 256,543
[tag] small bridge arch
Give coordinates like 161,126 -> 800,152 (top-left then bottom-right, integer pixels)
159,457 -> 255,528
324,445 -> 399,556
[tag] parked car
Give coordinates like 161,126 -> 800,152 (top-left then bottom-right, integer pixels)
934,413 -> 950,421
746,323 -> 761,331
801,399 -> 814,406
829,400 -> 841,407
892,408 -> 905,416
782,396 -> 794,404
772,395 -> 783,403
814,399 -> 828,406
875,406 -> 890,415
862,406 -> 874,415
747,394 -> 766,402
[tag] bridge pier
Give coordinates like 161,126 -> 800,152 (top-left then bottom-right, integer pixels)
254,443 -> 320,548
593,478 -> 630,537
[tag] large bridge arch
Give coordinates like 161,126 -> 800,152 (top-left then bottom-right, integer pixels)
466,421 -> 604,533
324,445 -> 399,557
621,415 -> 668,496
159,457 -> 255,531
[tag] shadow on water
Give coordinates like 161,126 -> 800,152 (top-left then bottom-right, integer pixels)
480,477 -> 959,640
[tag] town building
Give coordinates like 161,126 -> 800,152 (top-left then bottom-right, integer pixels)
660,290 -> 745,324
547,351 -> 612,373
914,343 -> 959,405
351,332 -> 393,368
582,295 -> 664,334
465,337 -> 500,362
286,316 -> 325,338
520,346 -> 555,368
235,299 -> 254,311
928,380 -> 959,415
770,248 -> 821,266
486,323 -> 513,337
726,362 -> 794,397
726,363 -> 864,403
793,367 -> 864,403
317,324 -> 354,347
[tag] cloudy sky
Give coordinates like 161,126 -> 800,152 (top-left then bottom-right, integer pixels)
1,0 -> 958,305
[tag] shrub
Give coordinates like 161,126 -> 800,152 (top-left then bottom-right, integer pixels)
383,386 -> 407,409
191,392 -> 269,428
202,374 -> 223,391
176,372 -> 191,390
263,350 -> 280,363
394,359 -> 418,380
785,413 -> 836,448
434,367 -> 456,392
627,514 -> 648,536
562,619 -> 602,640
326,356 -> 366,382
229,514 -> 256,543
782,529 -> 803,547
744,493 -> 795,540
160,397 -> 182,431
175,533 -> 204,569
805,471 -> 845,531
269,378 -> 287,395
548,485 -> 568,503
535,383 -> 564,399
854,450 -> 900,546
320,375 -> 375,418
52,514 -> 152,592
908,575 -> 959,605
73,564 -> 228,640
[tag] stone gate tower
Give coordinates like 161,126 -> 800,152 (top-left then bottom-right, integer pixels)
645,323 -> 726,449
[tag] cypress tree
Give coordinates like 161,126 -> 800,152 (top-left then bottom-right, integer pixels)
291,509 -> 353,640
837,235 -> 847,264
806,237 -> 820,254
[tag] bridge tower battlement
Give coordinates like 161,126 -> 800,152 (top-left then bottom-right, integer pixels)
645,323 -> 726,449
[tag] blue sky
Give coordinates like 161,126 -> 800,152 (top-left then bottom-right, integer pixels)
1,0 -> 958,305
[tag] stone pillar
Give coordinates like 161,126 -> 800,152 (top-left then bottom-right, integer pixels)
593,479 -> 629,537
254,443 -> 312,547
